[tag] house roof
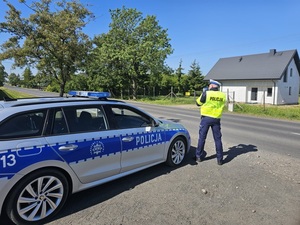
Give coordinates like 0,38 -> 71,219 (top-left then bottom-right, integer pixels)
205,49 -> 300,81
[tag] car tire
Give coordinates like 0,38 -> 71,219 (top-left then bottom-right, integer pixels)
6,169 -> 69,225
166,137 -> 186,166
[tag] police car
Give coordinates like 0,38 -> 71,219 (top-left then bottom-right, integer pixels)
0,91 -> 191,225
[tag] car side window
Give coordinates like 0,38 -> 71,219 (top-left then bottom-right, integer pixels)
52,109 -> 68,134
0,111 -> 46,139
52,106 -> 108,134
111,106 -> 152,129
77,107 -> 108,132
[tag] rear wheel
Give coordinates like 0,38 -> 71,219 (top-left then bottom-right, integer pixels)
166,137 -> 186,166
6,169 -> 69,225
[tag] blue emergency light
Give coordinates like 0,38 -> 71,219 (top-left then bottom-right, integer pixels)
68,91 -> 111,99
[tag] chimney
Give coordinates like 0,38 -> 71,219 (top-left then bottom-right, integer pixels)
269,49 -> 276,55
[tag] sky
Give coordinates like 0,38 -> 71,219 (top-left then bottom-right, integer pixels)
1,0 -> 300,76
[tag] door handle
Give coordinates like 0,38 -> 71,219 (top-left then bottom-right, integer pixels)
122,137 -> 134,142
59,144 -> 78,151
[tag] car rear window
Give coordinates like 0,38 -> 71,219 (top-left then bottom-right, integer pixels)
0,110 -> 46,139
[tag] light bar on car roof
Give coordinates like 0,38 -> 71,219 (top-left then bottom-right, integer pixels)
68,91 -> 111,98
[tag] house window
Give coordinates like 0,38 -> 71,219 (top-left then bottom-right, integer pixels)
289,87 -> 292,95
267,88 -> 272,97
283,70 -> 287,82
290,68 -> 293,77
251,88 -> 258,101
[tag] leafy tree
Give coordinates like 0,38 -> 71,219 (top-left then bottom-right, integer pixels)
8,72 -> 21,86
22,67 -> 34,88
0,63 -> 8,86
87,34 -> 131,97
149,65 -> 173,97
34,72 -> 52,90
180,74 -> 190,94
187,60 -> 206,92
88,7 -> 173,99
66,73 -> 89,92
159,72 -> 178,96
0,0 -> 94,96
175,59 -> 184,94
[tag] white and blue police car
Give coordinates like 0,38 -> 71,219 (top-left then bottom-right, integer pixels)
0,91 -> 191,225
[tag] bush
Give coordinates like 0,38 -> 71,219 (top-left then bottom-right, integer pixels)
45,84 -> 60,93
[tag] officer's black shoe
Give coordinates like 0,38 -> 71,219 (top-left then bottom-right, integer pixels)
193,156 -> 203,162
195,151 -> 207,163
196,157 -> 202,162
217,159 -> 223,165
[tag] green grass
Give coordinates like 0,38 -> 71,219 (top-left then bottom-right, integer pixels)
0,87 -> 34,99
135,96 -> 300,121
231,103 -> 300,120
137,96 -> 197,105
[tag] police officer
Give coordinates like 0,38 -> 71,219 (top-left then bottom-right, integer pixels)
195,79 -> 226,165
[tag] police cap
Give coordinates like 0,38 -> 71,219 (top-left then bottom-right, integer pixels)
209,79 -> 221,86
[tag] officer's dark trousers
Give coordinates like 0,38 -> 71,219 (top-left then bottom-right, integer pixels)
196,116 -> 223,161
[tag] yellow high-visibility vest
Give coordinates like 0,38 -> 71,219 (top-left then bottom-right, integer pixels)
196,91 -> 226,118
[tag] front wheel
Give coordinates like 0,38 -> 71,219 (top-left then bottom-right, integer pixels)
6,169 -> 69,225
166,137 -> 186,166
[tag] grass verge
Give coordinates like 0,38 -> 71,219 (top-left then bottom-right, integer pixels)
136,96 -> 300,121
231,103 -> 300,120
0,87 -> 34,99
137,96 -> 196,105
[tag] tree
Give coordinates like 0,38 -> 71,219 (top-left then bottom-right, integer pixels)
175,59 -> 184,94
0,63 -> 8,86
22,67 -> 34,88
0,0 -> 94,96
149,65 -> 173,97
86,34 -> 131,97
8,72 -> 21,86
34,72 -> 53,90
187,60 -> 206,92
88,7 -> 173,99
66,73 -> 89,92
160,72 -> 177,96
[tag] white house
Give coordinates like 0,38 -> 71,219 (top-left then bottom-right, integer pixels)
205,49 -> 300,105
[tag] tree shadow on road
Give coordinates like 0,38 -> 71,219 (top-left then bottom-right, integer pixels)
203,144 -> 258,164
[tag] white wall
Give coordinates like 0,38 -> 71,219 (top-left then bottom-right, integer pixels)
276,59 -> 299,104
221,81 -> 247,102
221,80 -> 276,104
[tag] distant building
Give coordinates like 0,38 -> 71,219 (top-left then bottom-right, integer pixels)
205,49 -> 300,105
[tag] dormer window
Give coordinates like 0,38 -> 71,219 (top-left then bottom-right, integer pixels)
290,68 -> 293,77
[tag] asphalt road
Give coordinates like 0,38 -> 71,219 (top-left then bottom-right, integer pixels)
2,86 -> 300,225
127,101 -> 300,159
